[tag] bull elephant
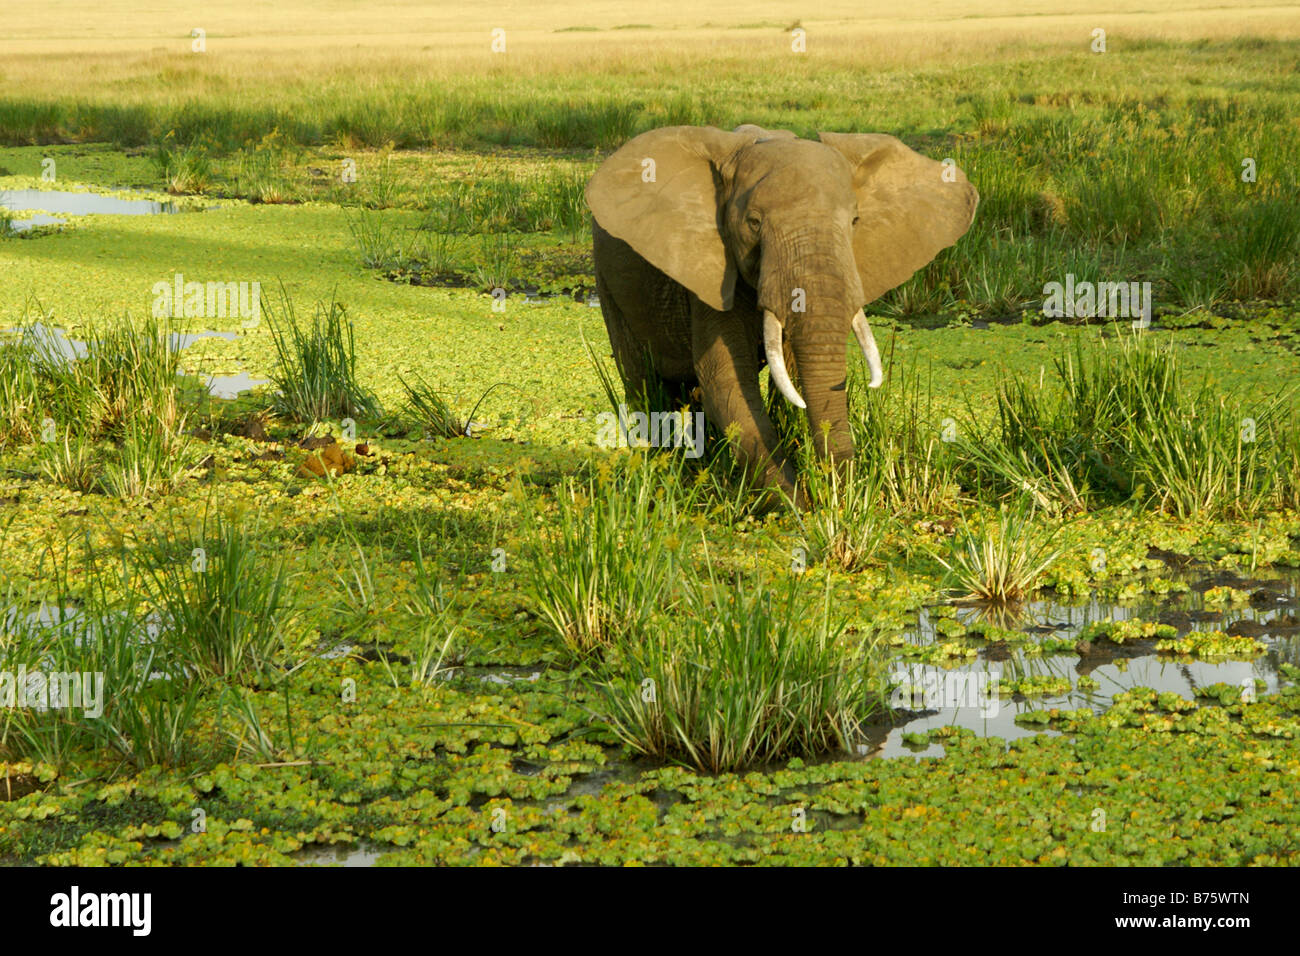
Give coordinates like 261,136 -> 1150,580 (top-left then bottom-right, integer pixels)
586,123 -> 977,501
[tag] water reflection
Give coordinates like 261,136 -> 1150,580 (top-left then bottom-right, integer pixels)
875,567 -> 1300,757
1,188 -> 181,232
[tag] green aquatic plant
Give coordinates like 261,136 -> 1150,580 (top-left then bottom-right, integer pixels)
264,288 -> 382,424
1127,385 -> 1281,519
2,312 -> 184,446
933,498 -> 1069,605
848,359 -> 961,514
960,330 -> 1297,518
472,233 -> 519,292
2,314 -> 194,496
1223,193 -> 1300,300
524,455 -> 687,656
798,456 -> 888,572
397,373 -> 465,439
36,426 -> 98,494
1077,618 -> 1177,645
132,511 -> 300,685
1154,629 -> 1267,660
1,540 -> 205,770
152,133 -> 212,194
594,566 -> 882,773
0,336 -> 40,447
346,207 -> 417,271
403,536 -> 472,687
233,130 -> 302,204
100,414 -> 193,499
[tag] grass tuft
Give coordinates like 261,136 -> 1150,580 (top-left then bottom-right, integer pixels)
594,565 -> 882,773
264,288 -> 382,424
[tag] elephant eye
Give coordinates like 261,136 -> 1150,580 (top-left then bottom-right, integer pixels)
851,215 -> 860,227
746,215 -> 761,231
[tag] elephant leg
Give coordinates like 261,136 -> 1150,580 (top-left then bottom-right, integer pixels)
691,305 -> 797,499
594,267 -> 658,406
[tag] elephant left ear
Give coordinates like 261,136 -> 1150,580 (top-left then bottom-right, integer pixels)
818,132 -> 979,305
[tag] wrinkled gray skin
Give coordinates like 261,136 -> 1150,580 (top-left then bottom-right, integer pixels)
587,124 -> 978,502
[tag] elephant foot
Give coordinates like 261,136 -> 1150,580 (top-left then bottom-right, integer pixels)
751,461 -> 799,514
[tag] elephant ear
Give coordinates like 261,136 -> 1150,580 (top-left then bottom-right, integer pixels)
586,125 -> 757,311
818,132 -> 979,305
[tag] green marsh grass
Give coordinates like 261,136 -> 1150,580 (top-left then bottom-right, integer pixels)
232,130 -> 303,204
594,566 -> 882,773
1223,194 -> 1300,300
1271,423 -> 1300,512
346,207 -> 415,271
37,427 -> 98,494
152,134 -> 212,194
1129,388 -> 1283,519
933,498 -> 1070,605
8,314 -> 182,443
330,536 -> 382,637
264,290 -> 382,424
0,541 -> 205,770
848,361 -> 962,515
133,512 -> 298,685
415,230 -> 463,275
219,687 -> 282,762
798,457 -> 888,572
101,415 -> 193,499
962,330 -> 1298,518
0,587 -> 66,766
330,527 -> 472,687
398,373 -> 465,439
472,234 -> 520,291
362,151 -> 402,210
0,336 -> 40,448
524,455 -> 687,656
403,539 -> 470,686
1,314 -> 194,494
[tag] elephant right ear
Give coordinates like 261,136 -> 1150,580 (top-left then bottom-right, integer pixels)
819,132 -> 979,305
586,126 -> 756,311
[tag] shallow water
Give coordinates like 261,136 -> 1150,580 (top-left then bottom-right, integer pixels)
0,324 -> 262,397
1,188 -> 180,233
7,323 -> 89,361
293,842 -> 386,867
202,371 -> 270,399
171,330 -> 239,350
875,567 -> 1300,757
6,213 -> 67,232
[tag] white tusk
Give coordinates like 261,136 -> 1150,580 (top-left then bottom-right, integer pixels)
852,309 -> 884,388
763,311 -> 806,409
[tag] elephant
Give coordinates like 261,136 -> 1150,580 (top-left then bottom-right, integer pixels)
586,123 -> 978,502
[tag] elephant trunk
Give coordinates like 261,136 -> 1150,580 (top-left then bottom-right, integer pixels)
790,307 -> 854,463
758,232 -> 865,465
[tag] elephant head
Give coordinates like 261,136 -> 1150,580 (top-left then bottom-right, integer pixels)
587,124 -> 977,479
